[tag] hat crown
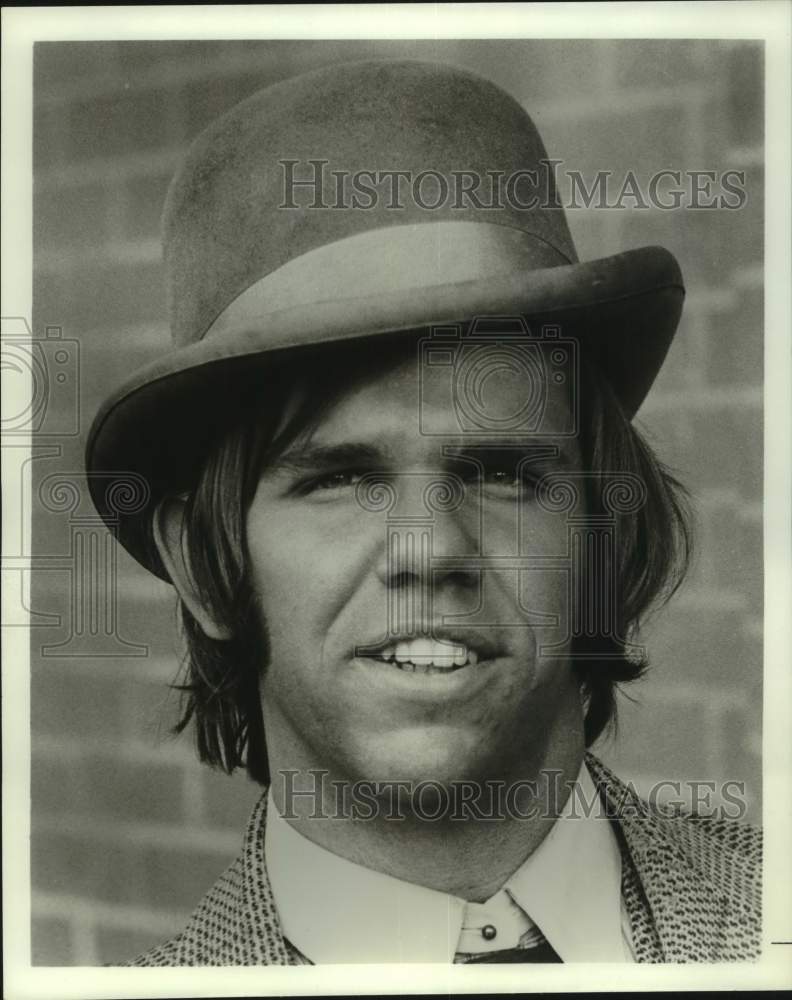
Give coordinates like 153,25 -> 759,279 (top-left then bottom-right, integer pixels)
163,59 -> 577,347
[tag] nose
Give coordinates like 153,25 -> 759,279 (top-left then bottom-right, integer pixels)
374,473 -> 479,595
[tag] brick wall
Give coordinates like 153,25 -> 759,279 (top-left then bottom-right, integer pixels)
29,39 -> 763,965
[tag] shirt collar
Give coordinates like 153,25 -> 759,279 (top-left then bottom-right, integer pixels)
502,761 -> 625,961
265,798 -> 464,962
265,759 -> 624,963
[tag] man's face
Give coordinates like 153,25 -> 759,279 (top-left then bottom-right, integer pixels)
248,347 -> 585,787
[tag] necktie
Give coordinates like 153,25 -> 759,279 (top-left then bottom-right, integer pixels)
464,940 -> 562,963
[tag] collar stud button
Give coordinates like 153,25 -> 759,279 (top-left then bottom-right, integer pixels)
482,924 -> 497,941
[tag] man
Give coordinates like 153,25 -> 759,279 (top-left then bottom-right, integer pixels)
85,59 -> 761,964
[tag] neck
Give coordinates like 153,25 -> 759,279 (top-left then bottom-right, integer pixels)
267,736 -> 585,903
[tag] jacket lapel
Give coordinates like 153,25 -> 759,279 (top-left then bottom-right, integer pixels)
238,792 -> 295,964
586,753 -> 758,962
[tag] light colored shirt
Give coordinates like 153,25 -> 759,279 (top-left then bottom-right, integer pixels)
265,760 -> 636,963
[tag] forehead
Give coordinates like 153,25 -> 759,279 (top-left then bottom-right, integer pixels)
288,336 -> 578,447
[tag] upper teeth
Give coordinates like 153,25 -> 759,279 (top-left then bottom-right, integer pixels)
376,639 -> 477,668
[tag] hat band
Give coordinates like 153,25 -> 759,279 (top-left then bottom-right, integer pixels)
204,221 -> 572,341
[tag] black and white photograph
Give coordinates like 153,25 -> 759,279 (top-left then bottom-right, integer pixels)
2,4 -> 791,996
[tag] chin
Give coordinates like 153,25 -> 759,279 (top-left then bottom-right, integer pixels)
352,725 -> 522,788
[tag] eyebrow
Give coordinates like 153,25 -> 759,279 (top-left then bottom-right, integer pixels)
271,441 -> 389,473
443,442 -> 577,468
269,438 -> 577,474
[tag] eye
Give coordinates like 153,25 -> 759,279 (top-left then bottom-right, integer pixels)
299,469 -> 368,495
484,469 -> 520,487
476,464 -> 540,496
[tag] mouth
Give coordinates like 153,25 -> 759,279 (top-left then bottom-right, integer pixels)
356,629 -> 504,677
367,638 -> 477,675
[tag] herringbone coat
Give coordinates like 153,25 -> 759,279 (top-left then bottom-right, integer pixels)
128,754 -> 762,965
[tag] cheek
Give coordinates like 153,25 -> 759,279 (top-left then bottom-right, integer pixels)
248,540 -> 326,660
245,505 -> 368,662
489,507 -> 571,636
518,504 -> 571,556
522,502 -> 574,591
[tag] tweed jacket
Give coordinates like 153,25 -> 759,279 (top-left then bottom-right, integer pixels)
128,754 -> 762,965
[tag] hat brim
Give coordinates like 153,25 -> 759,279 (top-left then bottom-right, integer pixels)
86,243 -> 684,579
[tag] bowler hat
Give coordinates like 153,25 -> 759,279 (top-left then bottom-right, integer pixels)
86,59 -> 685,579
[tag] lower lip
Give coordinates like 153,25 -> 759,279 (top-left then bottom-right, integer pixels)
350,655 -> 502,700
